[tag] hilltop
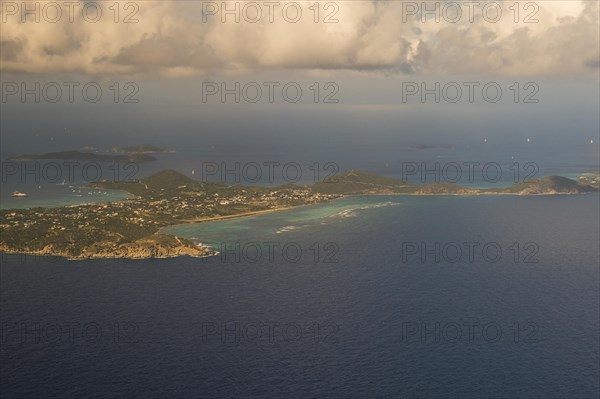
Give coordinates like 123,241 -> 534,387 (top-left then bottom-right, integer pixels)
312,170 -> 416,194
482,176 -> 598,195
90,169 -> 247,198
105,169 -> 599,197
1,169 -> 597,260
311,170 -> 598,196
91,169 -> 312,199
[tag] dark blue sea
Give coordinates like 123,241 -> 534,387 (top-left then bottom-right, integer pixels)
1,193 -> 599,398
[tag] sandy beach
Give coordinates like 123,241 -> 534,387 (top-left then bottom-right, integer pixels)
177,206 -> 297,224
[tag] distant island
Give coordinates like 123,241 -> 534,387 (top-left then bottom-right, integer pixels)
412,144 -> 454,150
111,144 -> 175,154
9,144 -> 174,163
0,170 -> 598,260
9,150 -> 156,163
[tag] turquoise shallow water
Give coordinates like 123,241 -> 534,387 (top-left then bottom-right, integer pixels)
1,193 -> 599,398
0,186 -> 131,210
0,159 -> 137,209
162,196 -> 405,248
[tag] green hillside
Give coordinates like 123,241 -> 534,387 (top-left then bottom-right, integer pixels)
484,176 -> 597,194
311,170 -> 417,194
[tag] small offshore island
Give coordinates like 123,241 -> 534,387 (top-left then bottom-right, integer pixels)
8,145 -> 175,164
1,170 -> 598,260
8,150 -> 158,163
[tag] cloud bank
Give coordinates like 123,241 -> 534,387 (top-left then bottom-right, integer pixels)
1,0 -> 598,78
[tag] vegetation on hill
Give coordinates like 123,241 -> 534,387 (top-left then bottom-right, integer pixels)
313,170 -> 598,196
1,169 -> 597,260
483,176 -> 597,195
312,170 -> 416,194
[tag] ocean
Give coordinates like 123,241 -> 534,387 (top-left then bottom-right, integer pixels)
1,193 -> 599,398
2,142 -> 599,210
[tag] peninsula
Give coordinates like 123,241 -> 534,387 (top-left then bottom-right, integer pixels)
1,170 -> 597,260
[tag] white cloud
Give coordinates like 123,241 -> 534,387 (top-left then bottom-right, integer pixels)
1,0 -> 597,78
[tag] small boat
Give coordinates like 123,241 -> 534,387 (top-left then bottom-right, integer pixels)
12,191 -> 29,197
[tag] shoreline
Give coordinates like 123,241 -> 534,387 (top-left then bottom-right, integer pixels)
2,182 -> 598,260
3,175 -> 597,212
156,206 -> 300,235
2,189 -> 591,213
179,206 -> 297,224
1,188 -> 133,211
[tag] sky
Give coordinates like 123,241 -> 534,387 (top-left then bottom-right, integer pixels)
0,0 -> 598,169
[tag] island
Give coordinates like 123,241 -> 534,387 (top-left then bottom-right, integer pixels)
1,169 -> 598,260
311,170 -> 599,195
9,150 -> 157,163
111,144 -> 175,154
